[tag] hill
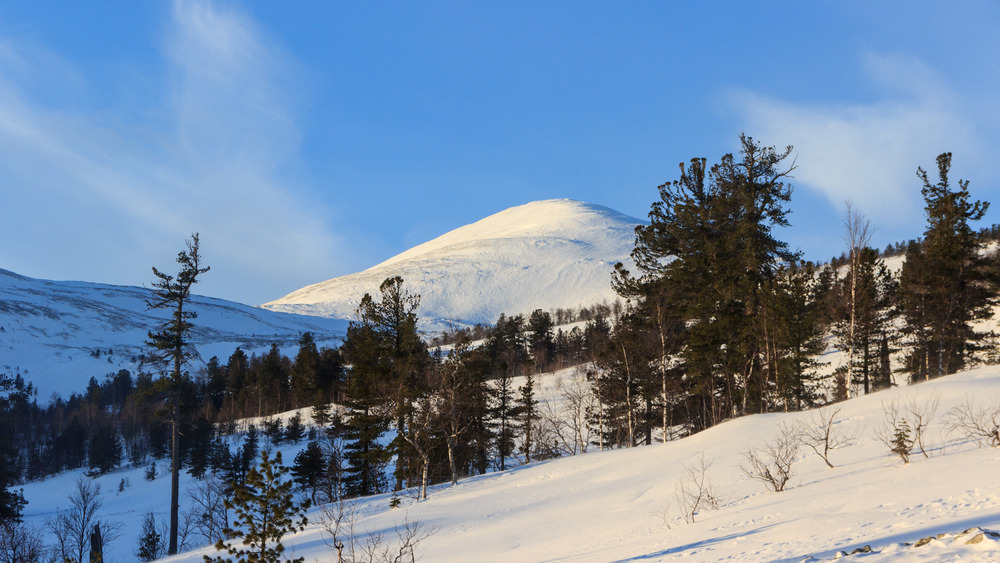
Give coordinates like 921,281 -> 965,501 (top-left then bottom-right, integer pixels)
0,268 -> 347,400
13,363 -> 1000,561
262,199 -> 644,332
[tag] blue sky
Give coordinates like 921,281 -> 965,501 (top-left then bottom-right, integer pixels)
1,1 -> 998,305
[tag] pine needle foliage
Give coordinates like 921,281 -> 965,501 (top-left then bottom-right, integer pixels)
206,450 -> 310,563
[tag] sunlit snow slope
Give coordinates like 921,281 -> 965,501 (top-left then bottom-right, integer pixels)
0,268 -> 347,399
147,365 -> 1000,563
263,199 -> 644,331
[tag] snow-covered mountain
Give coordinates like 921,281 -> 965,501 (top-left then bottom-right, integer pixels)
263,199 -> 645,331
0,268 -> 347,400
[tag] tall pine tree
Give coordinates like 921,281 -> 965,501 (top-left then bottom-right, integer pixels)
899,153 -> 995,379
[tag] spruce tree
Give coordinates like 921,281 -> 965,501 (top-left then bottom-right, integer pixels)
147,233 -> 209,555
899,153 -> 995,379
620,135 -> 798,428
0,374 -> 27,524
206,450 -> 309,563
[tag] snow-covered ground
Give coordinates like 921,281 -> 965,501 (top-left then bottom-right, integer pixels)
18,363 -> 1000,562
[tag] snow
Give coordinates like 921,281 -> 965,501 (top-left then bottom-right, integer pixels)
0,267 -> 347,399
18,364 -> 1000,562
262,199 -> 644,332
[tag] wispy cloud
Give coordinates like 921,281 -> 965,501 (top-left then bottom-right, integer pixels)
730,53 -> 983,232
0,0 -> 343,304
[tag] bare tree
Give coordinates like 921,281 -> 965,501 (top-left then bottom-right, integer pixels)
946,395 -> 1000,447
538,367 -> 596,456
321,501 -> 436,563
904,394 -> 938,458
47,478 -> 121,563
799,407 -> 854,468
0,521 -> 50,563
674,453 -> 720,523
185,474 -> 230,547
842,201 -> 873,399
741,424 -> 800,492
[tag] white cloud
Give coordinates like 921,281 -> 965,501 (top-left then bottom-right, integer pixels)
0,1 -> 345,304
730,53 -> 983,232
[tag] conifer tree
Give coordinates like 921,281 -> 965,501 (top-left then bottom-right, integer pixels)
0,374 -> 27,524
490,363 -> 517,471
206,450 -> 309,563
899,153 -> 995,379
147,233 -> 209,556
620,135 -> 798,428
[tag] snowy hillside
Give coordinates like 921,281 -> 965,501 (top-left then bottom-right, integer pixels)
263,199 -> 644,331
0,268 -> 347,400
154,366 -> 999,562
17,364 -> 1000,562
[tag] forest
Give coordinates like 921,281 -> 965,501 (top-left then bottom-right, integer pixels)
2,135 -> 999,560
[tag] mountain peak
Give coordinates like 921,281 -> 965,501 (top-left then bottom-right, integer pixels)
264,200 -> 644,331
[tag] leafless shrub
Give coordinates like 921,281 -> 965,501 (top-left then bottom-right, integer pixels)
946,395 -> 1000,448
47,477 -> 122,563
799,407 -> 854,468
0,521 -> 51,563
184,474 -> 230,547
876,398 -> 914,464
904,394 -> 938,458
740,424 -> 800,492
321,500 -> 437,563
538,367 -> 597,456
876,394 -> 938,462
650,502 -> 672,530
674,453 -> 720,523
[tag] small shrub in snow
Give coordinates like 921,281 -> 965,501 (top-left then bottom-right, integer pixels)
946,395 -> 1000,447
674,453 -> 720,523
799,407 -> 854,469
740,424 -> 799,492
878,395 -> 936,462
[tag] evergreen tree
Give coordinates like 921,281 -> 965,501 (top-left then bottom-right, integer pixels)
490,363 -> 517,471
0,374 -> 27,524
87,423 -> 122,475
291,441 -> 326,504
135,511 -> 165,561
900,153 -> 995,379
147,233 -> 209,555
620,135 -> 798,428
340,298 -> 392,498
514,374 -> 539,463
206,450 -> 309,563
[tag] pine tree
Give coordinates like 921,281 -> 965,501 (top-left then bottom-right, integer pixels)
490,363 -> 517,471
147,233 -> 209,555
206,450 -> 309,563
515,374 -> 539,463
135,512 -> 164,561
0,374 -> 27,524
900,153 -> 995,379
620,135 -> 798,428
87,423 -> 122,475
291,441 -> 326,504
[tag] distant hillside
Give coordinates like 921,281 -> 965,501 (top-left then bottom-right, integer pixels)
263,199 -> 644,332
0,268 -> 347,400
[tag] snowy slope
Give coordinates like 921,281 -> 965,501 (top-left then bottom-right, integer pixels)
262,199 -> 644,331
0,268 -> 347,400
19,364 -> 997,562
